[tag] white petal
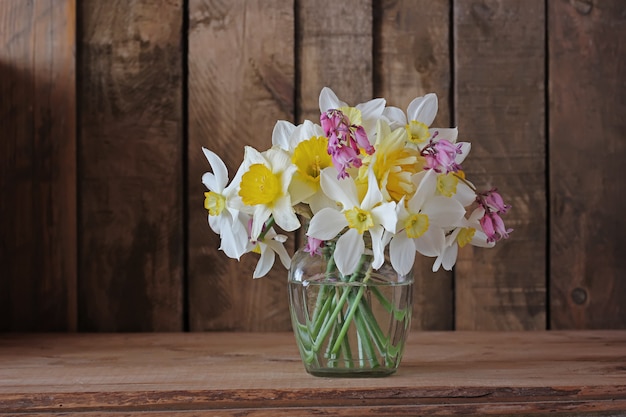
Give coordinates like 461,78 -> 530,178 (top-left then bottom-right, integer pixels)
382,106 -> 407,129
253,244 -> 275,279
320,167 -> 359,209
369,226 -> 386,270
422,196 -> 465,227
251,205 -> 272,240
243,146 -> 266,165
471,230 -> 496,248
390,233 -> 416,276
264,147 -> 292,174
272,196 -> 300,232
455,142 -> 471,165
307,208 -> 346,239
219,221 -> 248,260
208,213 -> 222,234
266,238 -> 292,269
414,227 -> 445,258
454,181 -> 477,208
202,172 -> 218,193
441,243 -> 458,271
288,177 -> 316,205
407,93 -> 438,126
408,170 -> 437,212
361,167 -> 383,210
319,87 -> 346,112
334,228 -> 364,276
271,120 -> 296,150
202,147 -> 229,191
430,127 -> 458,143
307,192 -> 336,214
356,98 -> 386,134
371,201 -> 397,233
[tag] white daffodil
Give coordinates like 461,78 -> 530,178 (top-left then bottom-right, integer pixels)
383,93 -> 459,150
202,147 -> 249,259
432,207 -> 495,272
248,228 -> 292,279
271,119 -> 334,213
319,87 -> 386,140
237,146 -> 300,240
388,170 -> 466,275
307,166 -> 397,276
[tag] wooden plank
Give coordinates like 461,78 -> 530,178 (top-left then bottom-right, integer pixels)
0,332 -> 625,416
0,0 -> 77,330
298,0 -> 373,122
453,0 -> 546,330
78,0 -> 183,331
375,0 -> 454,330
187,0 -> 295,331
548,1 -> 626,329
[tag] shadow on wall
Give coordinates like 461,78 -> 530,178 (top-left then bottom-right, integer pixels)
0,61 -> 77,331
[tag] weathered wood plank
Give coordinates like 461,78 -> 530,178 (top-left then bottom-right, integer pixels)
453,0 -> 547,330
549,0 -> 626,329
0,0 -> 77,330
78,0 -> 184,331
188,0 -> 295,331
298,0 -> 373,122
375,0 -> 454,330
0,332 -> 625,416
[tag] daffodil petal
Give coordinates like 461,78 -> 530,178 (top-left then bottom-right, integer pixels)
422,196 -> 465,226
455,142 -> 471,164
390,233 -> 416,276
407,93 -> 438,126
320,167 -> 359,209
361,167 -> 383,210
441,243 -> 458,271
382,106 -> 407,129
307,207 -> 346,240
408,170 -> 437,213
414,227 -> 444,258
454,181 -> 477,208
369,226 -> 385,270
356,98 -> 386,134
371,202 -> 397,233
266,238 -> 292,269
319,87 -> 346,112
430,127 -> 458,143
272,196 -> 300,232
251,205 -> 272,240
335,228 -> 364,276
253,244 -> 275,278
271,120 -> 296,150
202,147 -> 229,191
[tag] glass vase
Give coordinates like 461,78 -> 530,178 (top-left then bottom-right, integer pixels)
288,240 -> 413,377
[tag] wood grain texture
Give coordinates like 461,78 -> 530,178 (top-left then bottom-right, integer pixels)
548,0 -> 626,329
188,0 -> 295,331
375,0 -> 454,330
78,0 -> 183,331
0,332 -> 625,416
453,0 -> 547,330
0,0 -> 77,331
298,0 -> 373,122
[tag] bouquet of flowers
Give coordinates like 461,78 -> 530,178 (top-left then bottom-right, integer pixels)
202,87 -> 511,374
202,86 -> 511,277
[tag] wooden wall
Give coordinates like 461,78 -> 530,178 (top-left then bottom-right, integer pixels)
1,0 -> 624,332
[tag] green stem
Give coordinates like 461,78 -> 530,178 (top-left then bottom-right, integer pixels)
310,254 -> 369,354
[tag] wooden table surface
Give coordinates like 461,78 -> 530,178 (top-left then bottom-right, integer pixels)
0,331 -> 625,416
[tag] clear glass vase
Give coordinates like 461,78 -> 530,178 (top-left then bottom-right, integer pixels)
288,240 -> 413,377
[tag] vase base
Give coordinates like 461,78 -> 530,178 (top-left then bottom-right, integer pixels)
305,367 -> 397,378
